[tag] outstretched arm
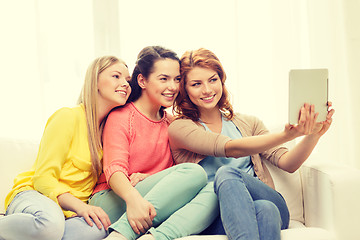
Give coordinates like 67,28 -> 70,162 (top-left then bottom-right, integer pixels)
224,131 -> 294,158
225,103 -> 322,158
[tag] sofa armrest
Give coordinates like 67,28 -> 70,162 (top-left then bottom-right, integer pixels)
301,162 -> 360,240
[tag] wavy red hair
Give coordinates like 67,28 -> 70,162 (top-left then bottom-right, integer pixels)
173,48 -> 233,122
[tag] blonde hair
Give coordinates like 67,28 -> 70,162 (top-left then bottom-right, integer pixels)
78,56 -> 127,178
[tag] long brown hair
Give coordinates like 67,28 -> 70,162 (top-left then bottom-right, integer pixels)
78,56 -> 127,179
173,48 -> 233,122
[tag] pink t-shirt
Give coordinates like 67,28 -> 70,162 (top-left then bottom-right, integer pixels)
93,103 -> 174,194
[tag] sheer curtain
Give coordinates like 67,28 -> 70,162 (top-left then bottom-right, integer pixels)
0,0 -> 358,168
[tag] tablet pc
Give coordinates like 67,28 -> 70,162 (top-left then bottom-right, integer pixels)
289,69 -> 328,125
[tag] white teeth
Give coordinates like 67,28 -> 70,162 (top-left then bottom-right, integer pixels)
202,95 -> 214,100
116,90 -> 127,95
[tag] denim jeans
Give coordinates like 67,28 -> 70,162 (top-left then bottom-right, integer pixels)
0,190 -> 106,240
204,166 -> 289,240
90,163 -> 219,240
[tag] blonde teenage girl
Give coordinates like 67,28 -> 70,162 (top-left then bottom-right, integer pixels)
0,56 -> 131,240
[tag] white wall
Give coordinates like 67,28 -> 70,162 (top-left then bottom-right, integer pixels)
0,0 -> 95,140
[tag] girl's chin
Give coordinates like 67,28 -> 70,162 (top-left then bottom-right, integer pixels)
160,101 -> 175,108
161,104 -> 172,108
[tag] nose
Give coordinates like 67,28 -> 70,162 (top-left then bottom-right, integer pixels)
202,82 -> 211,94
168,79 -> 179,91
120,78 -> 130,88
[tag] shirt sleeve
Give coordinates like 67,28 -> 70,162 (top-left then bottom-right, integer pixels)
32,107 -> 76,203
249,115 -> 288,166
102,109 -> 131,183
168,118 -> 231,158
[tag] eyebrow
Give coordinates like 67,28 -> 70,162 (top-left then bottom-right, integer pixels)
157,74 -> 181,78
208,73 -> 217,80
114,70 -> 130,79
188,73 -> 217,82
157,74 -> 170,78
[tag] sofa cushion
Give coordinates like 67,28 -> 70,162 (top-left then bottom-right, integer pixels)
264,160 -> 304,223
280,227 -> 335,240
0,137 -> 39,213
175,227 -> 335,240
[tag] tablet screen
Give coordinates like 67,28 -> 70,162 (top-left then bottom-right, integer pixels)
289,69 -> 328,125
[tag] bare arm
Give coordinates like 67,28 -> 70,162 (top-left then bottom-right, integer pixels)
224,131 -> 294,158
57,193 -> 111,230
108,172 -> 156,234
227,103 -> 334,166
277,135 -> 320,173
278,103 -> 335,173
225,104 -> 316,158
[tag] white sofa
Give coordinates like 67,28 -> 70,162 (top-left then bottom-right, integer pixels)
1,137 -> 360,240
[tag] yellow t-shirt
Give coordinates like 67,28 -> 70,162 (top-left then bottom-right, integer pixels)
5,104 -> 101,218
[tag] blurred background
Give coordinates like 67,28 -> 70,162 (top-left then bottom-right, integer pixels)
0,0 -> 359,169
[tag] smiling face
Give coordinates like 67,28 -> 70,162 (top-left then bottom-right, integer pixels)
97,62 -> 131,109
185,66 -> 223,114
141,58 -> 180,108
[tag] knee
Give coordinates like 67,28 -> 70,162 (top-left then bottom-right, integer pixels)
62,217 -> 107,240
214,166 -> 244,191
256,200 -> 281,225
31,217 -> 65,240
180,163 -> 208,187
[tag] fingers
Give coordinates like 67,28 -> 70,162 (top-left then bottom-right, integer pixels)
143,205 -> 155,228
129,173 -> 139,186
129,218 -> 151,234
97,208 -> 111,230
308,104 -> 316,134
149,205 -> 157,221
295,104 -> 319,135
129,173 -> 149,186
300,103 -> 312,134
134,220 -> 146,234
130,173 -> 143,186
129,173 -> 138,182
81,206 -> 111,230
129,219 -> 141,234
298,106 -> 307,126
139,219 -> 150,233
327,108 -> 335,120
292,102 -> 333,137
303,104 -> 311,134
83,214 -> 94,227
130,178 -> 141,187
89,211 -> 103,230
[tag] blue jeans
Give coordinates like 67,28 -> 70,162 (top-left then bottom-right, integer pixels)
90,163 -> 219,240
203,166 -> 289,240
0,190 -> 106,240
